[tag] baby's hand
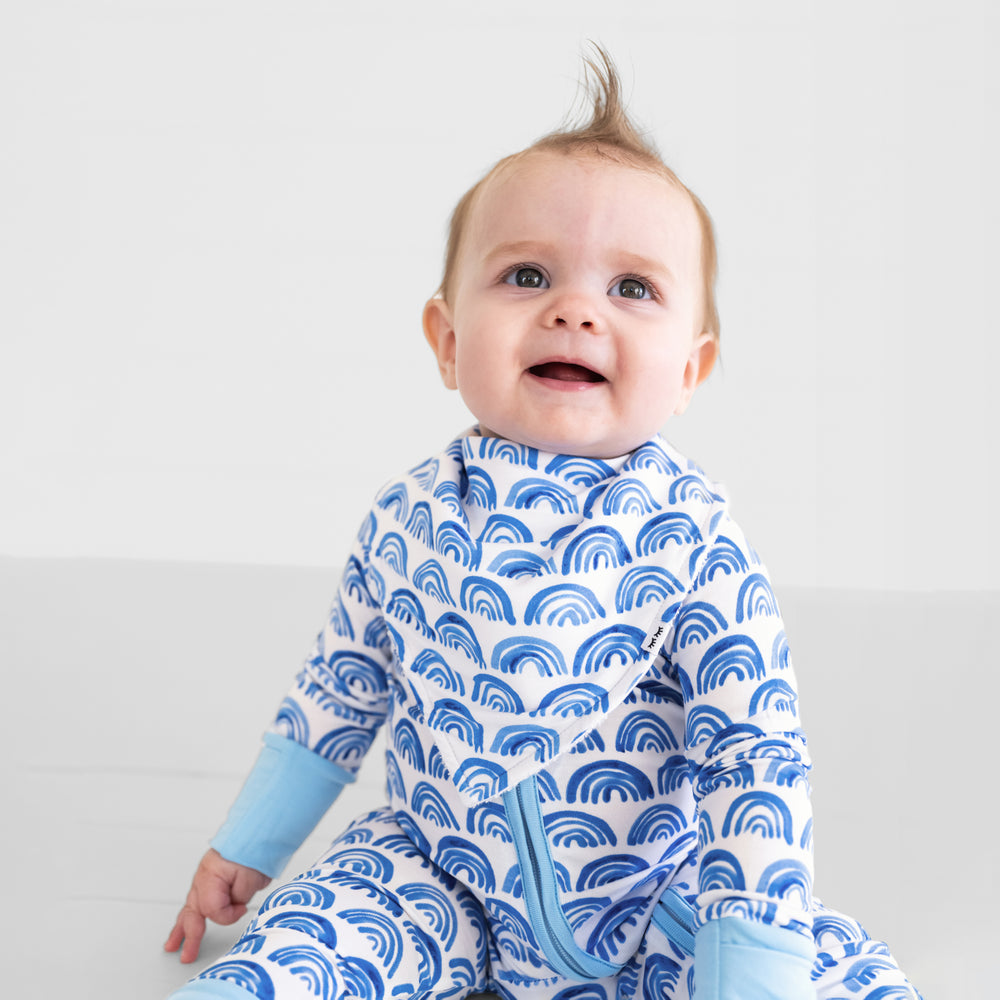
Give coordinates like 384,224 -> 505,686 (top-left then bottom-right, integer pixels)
164,848 -> 271,963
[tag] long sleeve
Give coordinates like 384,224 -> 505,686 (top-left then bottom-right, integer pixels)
667,511 -> 816,996
211,518 -> 393,876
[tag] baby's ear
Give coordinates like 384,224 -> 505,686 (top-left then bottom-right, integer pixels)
423,297 -> 458,390
674,332 -> 718,416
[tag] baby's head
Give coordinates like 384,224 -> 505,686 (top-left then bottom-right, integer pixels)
424,48 -> 719,459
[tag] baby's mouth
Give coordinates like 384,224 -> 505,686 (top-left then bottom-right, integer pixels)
528,362 -> 606,383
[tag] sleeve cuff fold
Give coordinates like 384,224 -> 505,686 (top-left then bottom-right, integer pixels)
210,732 -> 354,878
695,916 -> 815,1000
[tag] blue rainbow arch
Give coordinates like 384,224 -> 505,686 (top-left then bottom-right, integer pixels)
375,531 -> 408,576
258,880 -> 336,913
428,698 -> 484,752
543,809 -> 617,848
435,835 -> 496,891
736,573 -> 779,622
755,858 -> 811,906
506,478 -> 579,515
384,751 -> 405,801
624,442 -> 682,475
327,596 -> 354,641
409,455 -> 438,490
275,697 -> 309,744
699,849 -> 746,892
392,717 -> 426,772
410,780 -> 460,830
342,555 -> 377,608
471,672 -> 525,712
434,520 -> 480,569
691,535 -> 750,585
668,473 -> 723,506
454,758 -> 508,802
374,587 -> 430,635
771,631 -> 791,672
480,513 -> 533,544
314,726 -> 372,764
427,744 -> 449,780
336,909 -> 406,977
466,800 -> 512,842
491,723 -> 560,760
642,954 -> 684,995
545,453 -> 614,486
404,500 -> 434,545
412,559 -> 455,605
476,436 -> 539,467
615,565 -> 684,612
487,549 -> 552,578
672,601 -> 729,648
434,612 -> 485,666
396,882 -> 460,950
200,961 -> 275,999
561,525 -> 633,574
323,847 -> 395,882
567,760 -> 655,804
721,791 -> 794,844
616,710 -> 680,753
460,575 -> 516,625
576,853 -> 650,891
684,705 -> 733,746
492,635 -> 567,677
749,678 -> 798,715
337,956 -> 385,1000
696,634 -> 766,694
260,911 -> 338,949
536,683 -> 609,718
636,512 -> 702,554
562,898 -> 613,933
599,477 -> 663,517
376,482 -> 409,520
656,754 -> 693,794
411,648 -> 465,697
327,651 -> 389,699
466,467 -> 497,510
525,583 -> 606,627
573,624 -> 645,676
627,803 -> 688,844
569,730 -> 605,754
432,479 -> 463,516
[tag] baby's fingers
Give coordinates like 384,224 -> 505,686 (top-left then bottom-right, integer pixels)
164,907 -> 206,964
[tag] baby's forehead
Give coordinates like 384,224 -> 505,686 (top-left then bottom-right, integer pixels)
465,149 -> 702,266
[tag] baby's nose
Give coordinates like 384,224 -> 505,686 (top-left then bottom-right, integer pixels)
547,293 -> 598,330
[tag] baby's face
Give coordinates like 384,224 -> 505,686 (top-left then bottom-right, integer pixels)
424,151 -> 716,458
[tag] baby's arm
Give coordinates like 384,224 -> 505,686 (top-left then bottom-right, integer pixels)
165,522 -> 391,962
673,514 -> 815,998
164,849 -> 271,963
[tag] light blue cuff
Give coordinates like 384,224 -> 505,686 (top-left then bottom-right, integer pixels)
695,917 -> 815,1000
210,732 -> 354,878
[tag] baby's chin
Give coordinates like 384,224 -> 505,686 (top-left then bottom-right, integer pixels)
475,421 -> 647,460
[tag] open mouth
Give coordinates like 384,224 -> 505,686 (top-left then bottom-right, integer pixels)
528,362 -> 606,384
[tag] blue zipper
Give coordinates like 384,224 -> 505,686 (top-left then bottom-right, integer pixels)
651,888 -> 696,955
502,776 -> 621,981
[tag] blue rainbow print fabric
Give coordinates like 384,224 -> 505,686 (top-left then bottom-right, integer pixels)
173,432 -> 922,1000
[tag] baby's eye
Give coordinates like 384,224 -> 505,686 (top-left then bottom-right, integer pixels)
505,266 -> 548,289
610,277 -> 650,300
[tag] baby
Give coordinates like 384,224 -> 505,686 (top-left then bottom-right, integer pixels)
164,50 -> 921,1000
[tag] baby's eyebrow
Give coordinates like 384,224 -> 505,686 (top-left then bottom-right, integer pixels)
481,240 -> 556,267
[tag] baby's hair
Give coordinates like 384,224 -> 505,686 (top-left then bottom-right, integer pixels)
436,44 -> 720,344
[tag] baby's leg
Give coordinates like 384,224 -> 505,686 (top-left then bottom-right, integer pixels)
166,808 -> 490,1000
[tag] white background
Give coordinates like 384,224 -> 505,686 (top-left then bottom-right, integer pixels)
2,0 -> 997,589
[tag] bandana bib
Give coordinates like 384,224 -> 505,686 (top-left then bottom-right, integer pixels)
364,431 -> 727,805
